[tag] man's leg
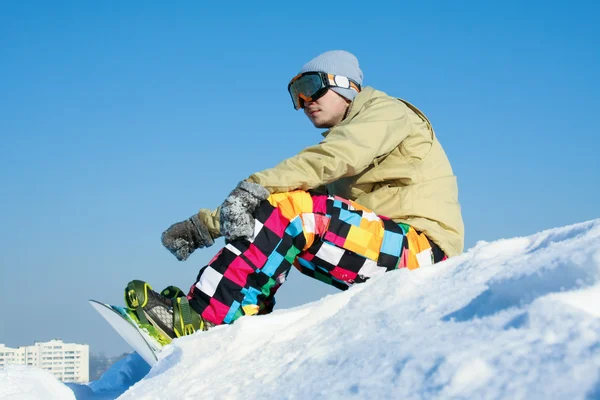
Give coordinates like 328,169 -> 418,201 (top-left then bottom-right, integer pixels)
187,191 -> 446,326
293,195 -> 447,288
294,196 -> 447,290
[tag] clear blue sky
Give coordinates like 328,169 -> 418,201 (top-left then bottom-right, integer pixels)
1,1 -> 598,356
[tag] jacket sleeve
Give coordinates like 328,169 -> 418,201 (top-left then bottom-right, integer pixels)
198,206 -> 222,239
247,96 -> 412,193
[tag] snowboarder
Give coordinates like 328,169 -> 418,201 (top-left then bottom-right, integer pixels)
125,50 -> 465,340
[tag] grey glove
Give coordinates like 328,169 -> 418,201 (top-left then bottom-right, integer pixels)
161,214 -> 214,261
220,181 -> 270,241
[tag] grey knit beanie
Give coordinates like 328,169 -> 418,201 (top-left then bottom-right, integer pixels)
299,50 -> 363,101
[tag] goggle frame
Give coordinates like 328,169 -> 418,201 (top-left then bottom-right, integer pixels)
287,72 -> 361,110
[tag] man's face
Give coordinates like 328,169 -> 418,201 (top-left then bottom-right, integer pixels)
303,89 -> 350,129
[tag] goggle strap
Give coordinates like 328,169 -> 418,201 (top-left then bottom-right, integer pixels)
325,74 -> 361,93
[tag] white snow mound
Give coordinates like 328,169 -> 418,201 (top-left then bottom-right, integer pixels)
0,365 -> 76,400
119,218 -> 600,400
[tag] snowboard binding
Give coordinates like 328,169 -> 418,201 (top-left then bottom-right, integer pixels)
124,280 -> 210,343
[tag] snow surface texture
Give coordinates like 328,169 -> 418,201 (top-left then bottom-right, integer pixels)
0,365 -> 76,400
2,219 -> 600,399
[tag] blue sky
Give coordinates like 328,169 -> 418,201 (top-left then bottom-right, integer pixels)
1,1 -> 598,356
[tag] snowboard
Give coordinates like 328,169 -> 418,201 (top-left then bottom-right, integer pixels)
89,300 -> 165,367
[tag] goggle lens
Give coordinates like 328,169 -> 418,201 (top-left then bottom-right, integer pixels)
288,74 -> 325,110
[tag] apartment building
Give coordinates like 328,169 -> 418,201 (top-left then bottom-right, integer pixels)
0,339 -> 89,383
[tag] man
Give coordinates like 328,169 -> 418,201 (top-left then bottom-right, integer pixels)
125,50 -> 464,340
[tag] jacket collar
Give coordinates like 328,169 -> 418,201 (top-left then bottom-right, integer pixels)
320,86 -> 379,137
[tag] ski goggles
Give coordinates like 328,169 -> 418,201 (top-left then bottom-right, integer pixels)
287,71 -> 361,110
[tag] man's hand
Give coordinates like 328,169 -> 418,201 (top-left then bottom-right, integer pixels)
220,181 -> 270,241
162,214 -> 214,261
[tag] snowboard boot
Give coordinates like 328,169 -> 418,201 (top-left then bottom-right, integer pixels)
124,280 -> 213,344
160,285 -> 185,300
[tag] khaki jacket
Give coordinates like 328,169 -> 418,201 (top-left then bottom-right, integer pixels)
200,87 -> 464,257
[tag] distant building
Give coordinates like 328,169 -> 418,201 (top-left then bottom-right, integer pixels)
0,339 -> 89,383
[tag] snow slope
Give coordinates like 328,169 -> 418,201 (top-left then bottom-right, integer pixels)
0,365 -> 76,400
121,218 -> 600,399
2,219 -> 600,399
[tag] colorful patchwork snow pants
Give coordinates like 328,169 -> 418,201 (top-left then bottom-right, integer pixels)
187,191 -> 447,325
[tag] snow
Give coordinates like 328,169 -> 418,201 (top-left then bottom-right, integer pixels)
2,219 -> 600,399
0,365 -> 75,400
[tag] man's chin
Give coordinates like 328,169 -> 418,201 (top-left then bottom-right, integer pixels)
311,119 -> 332,129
